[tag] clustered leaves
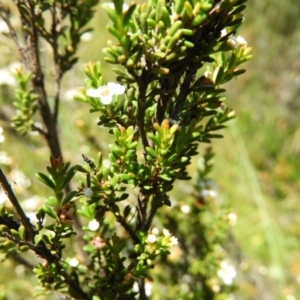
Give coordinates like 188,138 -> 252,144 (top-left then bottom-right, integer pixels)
0,0 -> 251,299
11,68 -> 38,135
156,147 -> 236,298
17,0 -> 99,74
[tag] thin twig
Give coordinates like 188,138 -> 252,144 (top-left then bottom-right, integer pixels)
0,4 -> 21,48
31,124 -> 47,137
144,193 -> 162,232
15,1 -> 87,262
0,167 -> 36,241
0,215 -> 20,231
138,278 -> 148,300
115,213 -> 140,244
51,0 -> 62,123
137,89 -> 149,150
1,230 -> 87,298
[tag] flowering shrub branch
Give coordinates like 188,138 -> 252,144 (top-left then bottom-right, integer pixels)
0,0 -> 251,299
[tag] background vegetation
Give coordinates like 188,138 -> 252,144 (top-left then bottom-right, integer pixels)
0,0 -> 299,299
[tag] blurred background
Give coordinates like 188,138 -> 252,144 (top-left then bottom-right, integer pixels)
0,0 -> 300,299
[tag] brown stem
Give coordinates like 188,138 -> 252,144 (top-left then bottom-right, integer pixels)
170,66 -> 198,120
116,212 -> 140,244
0,167 -> 36,241
50,0 -> 62,123
31,124 -> 47,137
135,71 -> 149,151
1,229 -> 87,298
16,1 -> 87,260
144,197 -> 161,232
138,278 -> 148,300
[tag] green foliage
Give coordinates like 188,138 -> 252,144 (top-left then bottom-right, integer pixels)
11,69 -> 38,135
0,0 -> 252,299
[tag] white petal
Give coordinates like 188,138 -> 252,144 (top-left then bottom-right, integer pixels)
163,228 -> 171,237
69,257 -> 79,267
86,88 -> 101,97
236,35 -> 247,46
100,95 -> 113,104
88,219 -> 100,231
147,234 -> 157,243
107,82 -> 126,95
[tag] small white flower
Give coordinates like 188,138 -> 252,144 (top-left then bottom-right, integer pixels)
88,219 -> 100,231
147,234 -> 157,243
236,35 -> 247,47
217,261 -> 237,285
170,236 -> 178,246
151,227 -> 159,235
227,212 -> 237,226
163,228 -> 171,237
84,188 -> 94,198
69,257 -> 79,267
181,204 -> 190,214
208,190 -> 217,197
86,82 -> 125,105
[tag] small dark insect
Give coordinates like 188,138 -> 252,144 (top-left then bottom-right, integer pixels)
82,154 -> 97,174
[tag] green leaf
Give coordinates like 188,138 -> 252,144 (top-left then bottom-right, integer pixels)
35,172 -> 56,189
10,229 -> 20,239
123,205 -> 132,219
213,67 -> 224,85
226,17 -> 244,27
46,196 -> 58,207
61,166 -> 78,189
123,4 -> 136,26
77,204 -> 94,219
115,193 -> 129,201
231,69 -> 246,77
62,191 -> 78,206
42,205 -> 57,219
83,245 -> 96,252
145,147 -> 158,158
61,231 -> 77,238
159,173 -> 172,181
